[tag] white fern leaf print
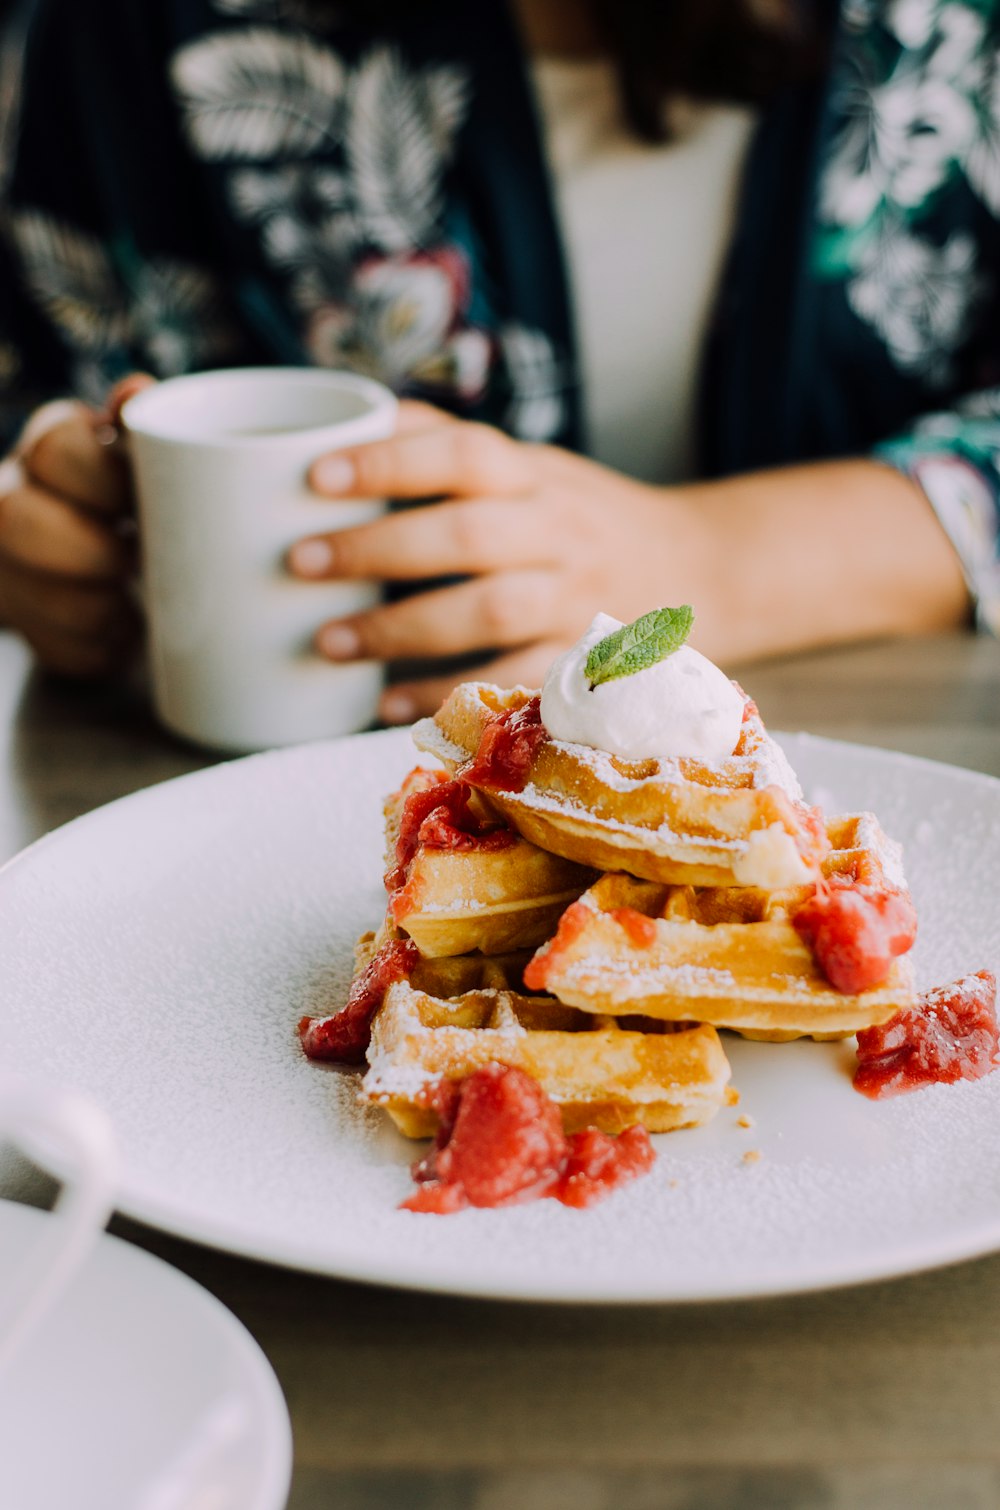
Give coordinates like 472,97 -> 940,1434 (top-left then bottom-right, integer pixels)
230,164 -> 346,220
212,0 -> 335,25
261,213 -> 310,264
132,260 -> 238,375
423,65 -> 470,153
229,165 -> 301,218
847,219 -> 980,383
345,48 -> 470,252
171,29 -> 346,159
500,325 -> 567,443
966,59 -> 1000,217
8,211 -> 130,350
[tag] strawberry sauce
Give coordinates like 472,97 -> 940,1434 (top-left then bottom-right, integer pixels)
385,773 -> 515,896
461,695 -> 549,792
401,1063 -> 656,1213
522,900 -> 591,990
610,906 -> 659,948
854,971 -> 998,1098
299,937 -> 419,1064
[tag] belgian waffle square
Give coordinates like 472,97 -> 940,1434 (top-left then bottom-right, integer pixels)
525,814 -> 917,1041
362,966 -> 734,1138
356,926 -> 536,1001
413,682 -> 828,890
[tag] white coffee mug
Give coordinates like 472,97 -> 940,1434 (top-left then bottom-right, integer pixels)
0,1076 -> 118,1373
123,368 -> 398,752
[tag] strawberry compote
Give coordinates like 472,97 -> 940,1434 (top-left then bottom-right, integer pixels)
299,937 -> 419,1064
792,878 -> 917,994
854,970 -> 998,1098
385,773 -> 515,898
461,696 -> 549,793
401,1063 -> 656,1213
556,1124 -> 657,1209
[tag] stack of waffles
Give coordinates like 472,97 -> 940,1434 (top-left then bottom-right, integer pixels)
318,680 -> 918,1142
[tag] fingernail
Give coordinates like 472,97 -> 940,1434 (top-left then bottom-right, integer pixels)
381,692 -> 416,725
319,623 -> 361,660
290,538 -> 334,576
312,455 -> 356,493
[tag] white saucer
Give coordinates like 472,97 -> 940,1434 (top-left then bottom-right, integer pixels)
0,1201 -> 292,1510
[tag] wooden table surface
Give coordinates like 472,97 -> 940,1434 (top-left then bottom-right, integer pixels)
2,629 -> 999,1510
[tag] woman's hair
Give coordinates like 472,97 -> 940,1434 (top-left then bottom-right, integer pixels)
591,0 -> 824,140
336,1 -> 823,142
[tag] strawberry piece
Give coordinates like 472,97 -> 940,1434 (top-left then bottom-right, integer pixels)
461,696 -> 549,792
403,1064 -> 565,1211
556,1124 -> 656,1209
793,880 -> 917,994
854,970 -> 998,1098
401,1063 -> 657,1213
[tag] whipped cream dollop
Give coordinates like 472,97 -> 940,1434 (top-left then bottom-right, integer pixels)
540,613 -> 744,763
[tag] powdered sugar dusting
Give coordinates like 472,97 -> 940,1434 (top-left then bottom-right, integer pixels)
753,734 -> 804,799
411,716 -> 465,769
852,810 -> 908,889
561,958 -> 739,995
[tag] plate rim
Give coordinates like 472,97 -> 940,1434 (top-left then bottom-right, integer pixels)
110,1185 -> 1000,1306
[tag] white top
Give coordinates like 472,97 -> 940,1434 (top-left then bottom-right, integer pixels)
531,58 -> 756,484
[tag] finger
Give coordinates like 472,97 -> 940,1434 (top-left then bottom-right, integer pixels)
288,495 -> 554,581
22,620 -> 138,678
379,640 -> 565,723
394,398 -> 459,434
20,406 -> 131,514
309,419 -> 533,501
316,569 -> 558,663
0,565 -> 139,641
0,479 -> 132,578
106,372 -> 156,428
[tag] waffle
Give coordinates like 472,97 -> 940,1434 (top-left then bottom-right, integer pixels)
362,961 -> 734,1138
355,926 -> 535,999
413,682 -> 828,890
384,767 -> 596,958
524,814 -> 917,1041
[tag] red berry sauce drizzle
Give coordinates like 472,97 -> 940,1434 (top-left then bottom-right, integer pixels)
385,772 -> 516,894
854,971 -> 998,1099
401,1063 -> 655,1213
461,695 -> 549,793
299,937 -> 419,1065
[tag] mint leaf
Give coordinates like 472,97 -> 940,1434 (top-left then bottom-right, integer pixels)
585,606 -> 693,688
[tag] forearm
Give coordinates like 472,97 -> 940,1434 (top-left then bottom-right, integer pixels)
677,458 -> 971,664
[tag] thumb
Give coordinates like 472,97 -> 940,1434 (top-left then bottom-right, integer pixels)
106,372 -> 157,429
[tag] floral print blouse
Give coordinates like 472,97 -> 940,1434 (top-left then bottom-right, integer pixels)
1,0 -> 999,630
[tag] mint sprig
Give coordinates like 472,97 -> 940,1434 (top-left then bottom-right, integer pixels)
585,605 -> 693,688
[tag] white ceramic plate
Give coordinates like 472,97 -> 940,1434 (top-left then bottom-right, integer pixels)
1,730 -> 998,1304
0,1201 -> 292,1510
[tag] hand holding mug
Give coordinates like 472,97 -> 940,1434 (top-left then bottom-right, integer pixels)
124,368 -> 397,750
0,395 -> 142,675
292,399 -> 694,722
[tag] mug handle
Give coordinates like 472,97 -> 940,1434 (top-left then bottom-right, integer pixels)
0,1079 -> 119,1371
